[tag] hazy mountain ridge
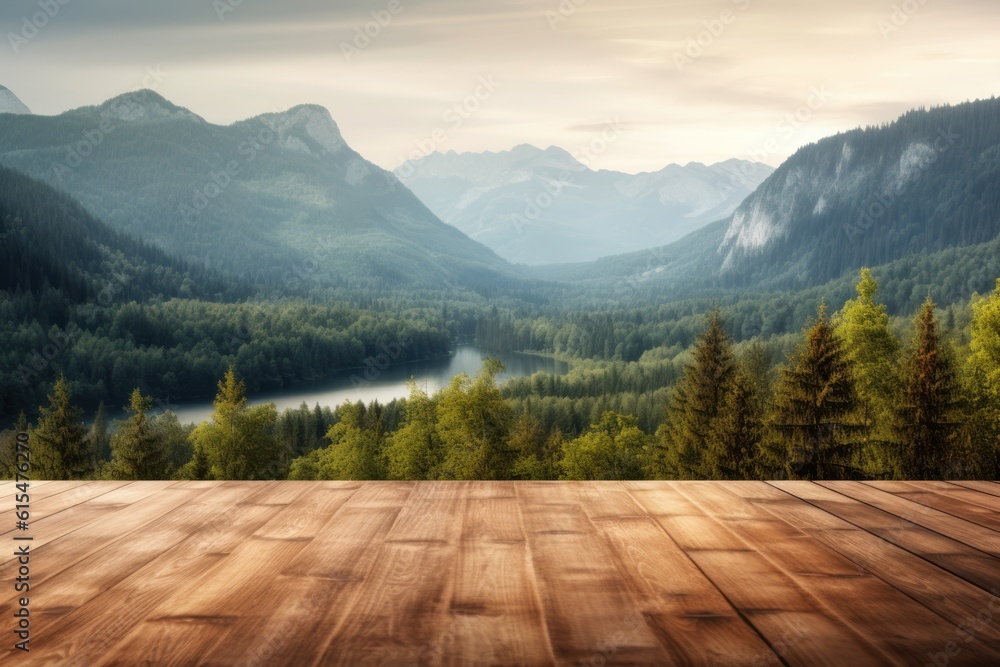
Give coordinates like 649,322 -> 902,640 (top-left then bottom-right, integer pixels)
0,85 -> 30,115
396,145 -> 773,264
0,89 -> 513,291
537,98 -> 1000,297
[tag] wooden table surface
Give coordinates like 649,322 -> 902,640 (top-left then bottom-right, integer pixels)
2,480 -> 999,666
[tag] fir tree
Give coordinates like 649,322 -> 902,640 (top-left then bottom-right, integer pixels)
106,389 -> 170,480
653,308 -> 736,478
91,401 -> 111,462
771,304 -> 862,479
894,298 -> 962,479
32,377 -> 92,480
704,370 -> 764,479
835,268 -> 901,476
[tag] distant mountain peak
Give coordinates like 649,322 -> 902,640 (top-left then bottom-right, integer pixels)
0,85 -> 31,115
249,104 -> 347,155
99,89 -> 203,123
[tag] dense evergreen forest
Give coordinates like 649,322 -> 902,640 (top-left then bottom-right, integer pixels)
4,272 -> 997,482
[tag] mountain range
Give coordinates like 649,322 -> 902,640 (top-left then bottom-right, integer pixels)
395,145 -> 773,264
1,86 -> 998,305
0,89 -> 512,291
536,97 -> 1000,302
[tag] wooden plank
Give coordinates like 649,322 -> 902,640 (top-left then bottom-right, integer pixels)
772,481 -> 1000,594
20,482 -> 288,665
867,481 -> 1000,532
316,481 -> 467,665
820,482 -> 1000,556
201,476 -> 411,667
627,481 -> 895,666
589,482 -> 780,665
725,482 -> 1000,651
443,483 -> 553,666
0,482 -> 197,613
0,481 -> 177,569
915,480 -> 1000,512
950,481 -> 1000,498
93,482 -> 359,665
519,482 -> 681,665
675,481 -> 1000,665
0,481 -> 131,538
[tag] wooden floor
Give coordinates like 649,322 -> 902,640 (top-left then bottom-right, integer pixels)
2,481 -> 1000,666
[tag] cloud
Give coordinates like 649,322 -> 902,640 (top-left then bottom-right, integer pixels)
3,0 -> 997,172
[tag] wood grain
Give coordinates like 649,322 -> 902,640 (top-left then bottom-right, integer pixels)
3,480 -> 999,665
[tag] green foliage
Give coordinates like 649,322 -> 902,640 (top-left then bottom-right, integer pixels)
560,411 -> 649,480
893,299 -> 963,478
835,269 -> 901,476
769,304 -> 862,479
968,278 -> 1000,400
31,377 -> 93,480
186,368 -> 283,480
436,360 -> 516,480
105,389 -> 171,480
653,308 -> 736,478
90,402 -> 110,461
385,380 -> 442,480
314,401 -> 387,481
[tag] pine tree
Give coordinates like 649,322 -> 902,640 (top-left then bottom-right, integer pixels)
894,298 -> 962,479
91,401 -> 111,462
704,370 -> 764,479
106,389 -> 170,480
835,268 -> 901,476
653,308 -> 735,478
771,304 -> 862,479
32,377 -> 92,480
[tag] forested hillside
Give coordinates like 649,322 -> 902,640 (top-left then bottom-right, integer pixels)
0,168 -> 458,420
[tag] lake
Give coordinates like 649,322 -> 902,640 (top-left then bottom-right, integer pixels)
157,345 -> 568,425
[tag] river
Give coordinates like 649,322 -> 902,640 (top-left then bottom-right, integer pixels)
156,345 -> 569,426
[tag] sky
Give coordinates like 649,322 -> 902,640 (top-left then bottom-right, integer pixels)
2,0 -> 998,173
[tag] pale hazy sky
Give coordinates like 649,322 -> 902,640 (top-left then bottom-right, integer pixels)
3,0 -> 998,172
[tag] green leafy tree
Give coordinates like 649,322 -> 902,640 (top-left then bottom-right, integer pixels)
770,304 -> 862,479
653,308 -> 736,478
894,298 -> 963,479
106,389 -> 171,480
315,401 -> 387,480
561,411 -> 648,480
510,415 -> 561,480
962,278 -> 1000,478
835,269 -> 901,476
436,360 -> 515,480
32,377 -> 93,480
187,367 -> 283,480
384,380 -> 441,480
